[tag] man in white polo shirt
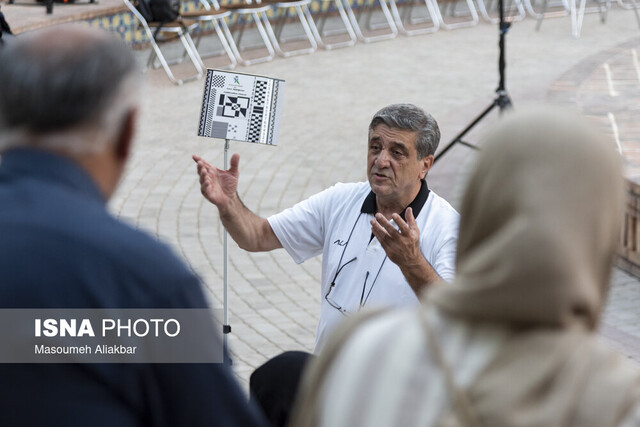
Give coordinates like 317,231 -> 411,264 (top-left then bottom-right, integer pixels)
194,104 -> 459,351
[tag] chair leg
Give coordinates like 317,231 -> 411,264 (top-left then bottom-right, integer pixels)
143,28 -> 203,85
343,0 -> 397,43
189,20 -> 237,69
313,0 -> 357,49
477,0 -> 525,23
236,12 -> 276,66
389,0 -> 438,35
180,31 -> 205,78
148,36 -> 184,85
220,18 -> 248,63
298,5 -> 320,48
571,0 -> 609,37
332,0 -> 358,46
213,20 -> 238,69
272,6 -> 287,40
526,0 -> 568,20
234,17 -> 246,49
261,10 -> 287,55
432,0 -> 478,30
263,5 -> 317,57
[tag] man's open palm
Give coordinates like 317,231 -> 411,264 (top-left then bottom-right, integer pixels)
193,153 -> 240,208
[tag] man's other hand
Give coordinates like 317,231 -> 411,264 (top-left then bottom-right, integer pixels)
371,207 -> 422,268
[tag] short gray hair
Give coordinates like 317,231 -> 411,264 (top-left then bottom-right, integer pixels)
0,25 -> 140,153
368,104 -> 440,159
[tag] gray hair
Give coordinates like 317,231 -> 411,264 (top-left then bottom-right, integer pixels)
0,25 -> 141,154
368,104 -> 440,159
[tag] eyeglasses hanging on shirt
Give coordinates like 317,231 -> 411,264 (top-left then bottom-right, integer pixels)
324,213 -> 390,316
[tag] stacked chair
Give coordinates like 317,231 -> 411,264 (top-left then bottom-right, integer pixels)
310,0 -> 358,48
475,0 -> 526,22
125,0 -> 639,85
388,0 -> 439,35
260,0 -> 321,56
524,0 -> 569,23
342,0 -> 399,42
124,0 -> 235,84
211,0 -> 277,65
124,0 -> 543,84
529,0 -> 610,37
180,0 -> 238,67
431,0 -> 479,29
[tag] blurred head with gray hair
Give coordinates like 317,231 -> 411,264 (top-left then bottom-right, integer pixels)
0,25 -> 141,198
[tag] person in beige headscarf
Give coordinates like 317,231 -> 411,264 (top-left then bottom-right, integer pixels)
289,107 -> 640,427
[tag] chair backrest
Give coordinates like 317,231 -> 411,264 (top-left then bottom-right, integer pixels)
123,0 -> 153,27
136,0 -> 155,22
123,0 -> 162,42
123,0 -> 180,24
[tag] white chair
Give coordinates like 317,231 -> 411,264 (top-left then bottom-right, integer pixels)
388,0 -> 439,35
432,0 -> 479,29
261,0 -> 321,56
123,0 -> 204,85
180,0 -> 238,68
212,0 -> 277,65
524,0 -> 569,20
532,0 -> 609,37
475,0 -> 525,22
343,0 -> 398,43
310,0 -> 358,49
567,0 -> 610,37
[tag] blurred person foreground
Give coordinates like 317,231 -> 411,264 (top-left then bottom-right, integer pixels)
0,25 -> 266,427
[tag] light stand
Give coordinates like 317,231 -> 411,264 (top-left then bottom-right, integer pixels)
434,0 -> 512,163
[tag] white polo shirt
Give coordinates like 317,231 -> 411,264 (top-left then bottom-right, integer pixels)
268,181 -> 459,351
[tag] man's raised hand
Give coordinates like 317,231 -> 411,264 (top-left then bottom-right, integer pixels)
192,153 -> 241,209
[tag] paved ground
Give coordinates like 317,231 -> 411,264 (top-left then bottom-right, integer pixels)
5,0 -> 640,386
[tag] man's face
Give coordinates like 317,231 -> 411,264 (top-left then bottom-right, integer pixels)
367,124 -> 433,202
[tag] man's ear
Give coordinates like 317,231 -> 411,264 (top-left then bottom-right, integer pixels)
115,108 -> 137,161
420,154 -> 434,179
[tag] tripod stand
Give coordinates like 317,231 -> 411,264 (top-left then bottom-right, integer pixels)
434,0 -> 513,163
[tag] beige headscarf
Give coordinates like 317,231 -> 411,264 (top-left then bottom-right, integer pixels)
427,107 -> 640,426
430,107 -> 624,330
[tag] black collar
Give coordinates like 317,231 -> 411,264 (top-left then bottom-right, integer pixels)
361,179 -> 430,220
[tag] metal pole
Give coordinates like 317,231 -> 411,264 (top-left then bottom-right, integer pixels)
223,139 -> 231,364
434,0 -> 512,163
498,0 -> 506,92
